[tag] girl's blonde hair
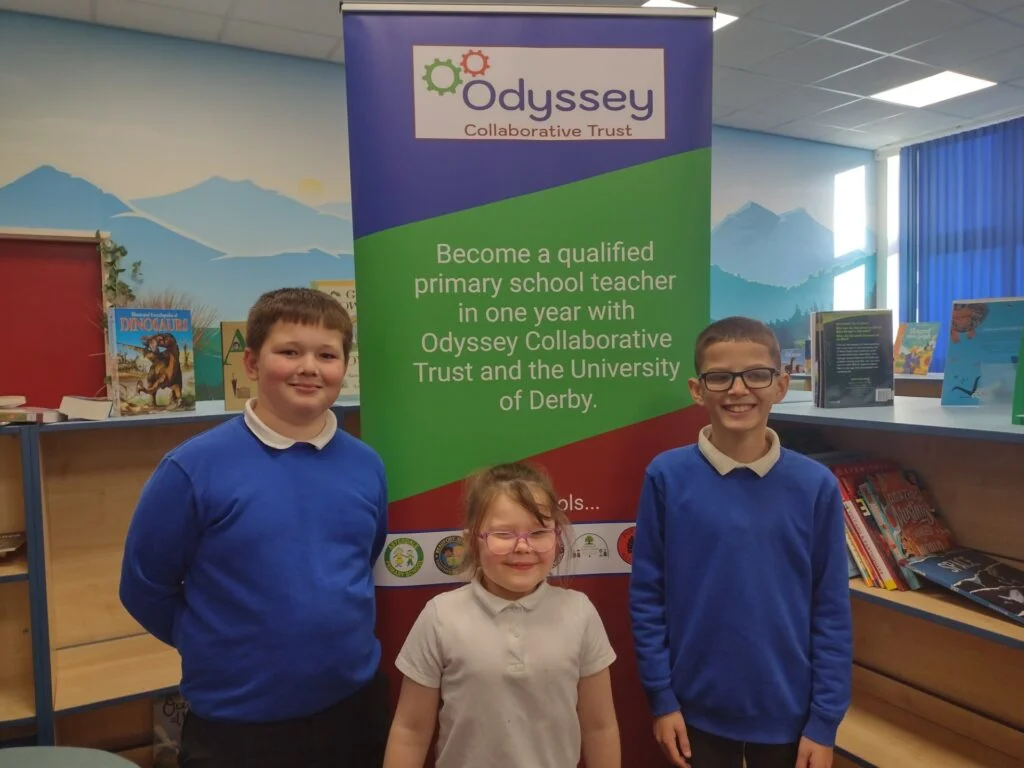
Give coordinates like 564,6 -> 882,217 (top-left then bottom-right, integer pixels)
458,462 -> 571,578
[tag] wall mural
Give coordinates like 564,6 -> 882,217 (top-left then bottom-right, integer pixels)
0,13 -> 875,401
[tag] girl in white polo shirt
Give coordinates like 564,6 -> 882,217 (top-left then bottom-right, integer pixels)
383,462 -> 621,768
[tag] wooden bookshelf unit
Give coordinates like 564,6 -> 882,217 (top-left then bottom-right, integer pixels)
2,400 -> 359,756
771,395 -> 1024,768
0,430 -> 34,730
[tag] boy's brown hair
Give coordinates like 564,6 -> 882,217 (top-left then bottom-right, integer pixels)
459,462 -> 571,579
693,316 -> 782,373
246,287 -> 354,361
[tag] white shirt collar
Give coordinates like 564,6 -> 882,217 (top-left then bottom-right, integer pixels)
243,398 -> 337,450
471,576 -> 550,615
697,425 -> 781,478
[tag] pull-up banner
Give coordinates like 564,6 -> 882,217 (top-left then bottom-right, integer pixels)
343,1 -> 713,761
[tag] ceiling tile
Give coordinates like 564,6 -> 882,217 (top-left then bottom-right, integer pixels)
716,109 -> 792,131
132,0 -> 232,14
959,45 -> 1024,81
816,56 -> 939,95
813,98 -> 907,128
832,0 -> 984,53
1000,5 -> 1024,21
0,0 -> 92,22
836,129 -> 899,149
859,108 -> 966,135
754,39 -> 881,85
743,85 -> 861,120
772,121 -> 861,145
230,0 -> 340,36
716,0 -> 768,14
749,0 -> 899,36
713,18 -> 812,70
714,66 -> 794,108
896,17 -> 1024,68
221,19 -> 338,59
959,0 -> 1024,12
96,0 -> 223,41
926,82 -> 1024,117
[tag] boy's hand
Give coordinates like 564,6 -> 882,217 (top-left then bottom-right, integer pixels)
795,736 -> 833,768
653,711 -> 691,767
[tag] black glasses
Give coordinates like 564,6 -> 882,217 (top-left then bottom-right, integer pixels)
699,367 -> 779,392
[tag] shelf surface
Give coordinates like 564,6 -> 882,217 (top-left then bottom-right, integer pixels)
771,395 -> 1024,444
849,580 -> 1024,650
837,688 -> 1022,768
0,672 -> 35,724
54,633 -> 180,712
41,397 -> 360,432
0,550 -> 28,583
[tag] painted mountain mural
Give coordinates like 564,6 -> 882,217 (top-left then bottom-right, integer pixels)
132,177 -> 354,257
710,201 -> 874,339
0,165 -> 355,400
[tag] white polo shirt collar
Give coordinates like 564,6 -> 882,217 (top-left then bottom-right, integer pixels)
243,398 -> 337,450
470,577 -> 550,615
698,425 -> 781,477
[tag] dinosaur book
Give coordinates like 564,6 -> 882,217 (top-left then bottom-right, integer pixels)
107,308 -> 196,416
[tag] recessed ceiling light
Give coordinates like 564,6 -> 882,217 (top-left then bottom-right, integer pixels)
641,0 -> 738,31
871,71 -> 996,108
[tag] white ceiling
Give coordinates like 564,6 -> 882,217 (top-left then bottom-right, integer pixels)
3,0 -> 1024,151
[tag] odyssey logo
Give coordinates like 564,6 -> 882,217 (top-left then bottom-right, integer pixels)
413,45 -> 665,141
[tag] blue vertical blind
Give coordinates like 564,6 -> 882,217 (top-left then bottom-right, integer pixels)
899,116 -> 1024,371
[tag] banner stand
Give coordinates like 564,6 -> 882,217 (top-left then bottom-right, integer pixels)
342,3 -> 714,763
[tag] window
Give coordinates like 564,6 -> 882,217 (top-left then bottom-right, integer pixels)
833,264 -> 867,311
832,165 -> 868,312
885,154 -> 901,338
833,165 -> 867,259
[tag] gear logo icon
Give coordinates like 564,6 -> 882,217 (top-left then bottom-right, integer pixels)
460,49 -> 490,77
422,58 -> 462,95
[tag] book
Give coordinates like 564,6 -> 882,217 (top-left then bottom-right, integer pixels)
908,549 -> 1024,627
107,308 -> 196,416
1013,329 -> 1024,426
0,532 -> 26,556
58,395 -> 113,421
812,309 -> 895,409
0,406 -> 66,424
893,321 -> 940,375
941,297 -> 1024,407
221,321 -> 255,412
311,279 -> 359,398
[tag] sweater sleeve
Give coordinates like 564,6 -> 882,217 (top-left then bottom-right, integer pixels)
119,457 -> 201,647
803,478 -> 854,746
371,461 -> 389,566
628,466 -> 679,718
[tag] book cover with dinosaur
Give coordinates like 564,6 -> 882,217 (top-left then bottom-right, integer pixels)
941,297 -> 1024,407
107,308 -> 196,416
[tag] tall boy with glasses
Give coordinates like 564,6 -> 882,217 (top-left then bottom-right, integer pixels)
629,316 -> 852,768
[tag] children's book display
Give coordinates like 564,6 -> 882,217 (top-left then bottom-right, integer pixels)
893,322 -> 940,375
810,309 -> 894,409
941,297 -> 1024,409
106,308 -> 196,417
812,451 -> 1024,627
221,321 -> 255,412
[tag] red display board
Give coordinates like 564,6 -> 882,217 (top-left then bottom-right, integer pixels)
0,235 -> 107,409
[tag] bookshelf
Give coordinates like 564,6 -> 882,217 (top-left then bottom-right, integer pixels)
771,394 -> 1024,767
0,430 -> 34,730
5,400 -> 358,753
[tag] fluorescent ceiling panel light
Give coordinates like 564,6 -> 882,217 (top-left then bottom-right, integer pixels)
871,71 -> 996,108
641,0 -> 738,31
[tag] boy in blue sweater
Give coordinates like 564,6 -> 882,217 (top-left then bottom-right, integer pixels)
629,316 -> 852,768
120,288 -> 389,768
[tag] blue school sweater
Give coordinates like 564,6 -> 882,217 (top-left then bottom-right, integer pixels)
629,444 -> 852,746
120,416 -> 388,722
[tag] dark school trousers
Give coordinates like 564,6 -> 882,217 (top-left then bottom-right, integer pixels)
687,725 -> 801,768
179,667 -> 390,768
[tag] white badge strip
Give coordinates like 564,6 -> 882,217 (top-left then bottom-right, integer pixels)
374,521 -> 636,588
